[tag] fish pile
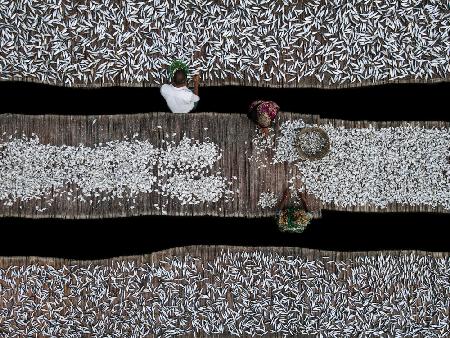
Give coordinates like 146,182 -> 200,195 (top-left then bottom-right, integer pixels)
295,123 -> 450,210
0,249 -> 449,337
297,129 -> 327,156
0,0 -> 448,86
257,191 -> 278,209
252,120 -> 450,211
0,132 -> 234,212
272,119 -> 307,163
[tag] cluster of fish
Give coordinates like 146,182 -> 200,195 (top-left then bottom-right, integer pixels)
0,0 -> 448,86
0,132 -> 234,213
272,119 -> 307,163
295,123 -> 450,210
252,120 -> 450,211
257,191 -> 278,209
1,250 -> 449,337
297,129 -> 327,156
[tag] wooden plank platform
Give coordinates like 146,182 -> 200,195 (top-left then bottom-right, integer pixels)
0,112 -> 449,219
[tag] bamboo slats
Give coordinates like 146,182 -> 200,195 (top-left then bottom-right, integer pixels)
1,245 -> 448,269
4,246 -> 446,338
1,1 -> 449,89
0,112 -> 449,218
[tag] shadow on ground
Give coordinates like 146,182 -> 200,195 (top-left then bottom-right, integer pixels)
1,211 -> 449,259
0,81 -> 448,121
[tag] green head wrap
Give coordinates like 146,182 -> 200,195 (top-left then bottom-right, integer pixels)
169,60 -> 189,79
278,206 -> 312,233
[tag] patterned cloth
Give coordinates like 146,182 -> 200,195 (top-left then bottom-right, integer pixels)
275,206 -> 312,233
249,100 -> 280,127
169,59 -> 189,78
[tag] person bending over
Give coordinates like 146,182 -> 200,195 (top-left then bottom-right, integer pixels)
275,187 -> 314,233
248,100 -> 280,136
161,70 -> 200,113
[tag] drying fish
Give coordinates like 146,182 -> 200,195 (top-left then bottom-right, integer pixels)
0,0 -> 448,87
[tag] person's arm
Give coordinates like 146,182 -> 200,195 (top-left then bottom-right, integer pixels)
299,192 -> 310,212
160,84 -> 168,99
277,188 -> 290,210
193,74 -> 199,96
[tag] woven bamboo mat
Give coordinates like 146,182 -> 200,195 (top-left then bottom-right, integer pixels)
1,245 -> 448,268
0,0 -> 449,88
0,112 -> 449,218
1,246 -> 449,337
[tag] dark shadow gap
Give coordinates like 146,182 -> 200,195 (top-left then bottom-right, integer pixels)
0,81 -> 448,121
0,211 -> 449,259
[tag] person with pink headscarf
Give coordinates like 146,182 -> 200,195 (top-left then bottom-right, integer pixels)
248,100 -> 280,135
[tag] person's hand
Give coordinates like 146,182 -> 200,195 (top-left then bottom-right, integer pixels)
193,74 -> 200,84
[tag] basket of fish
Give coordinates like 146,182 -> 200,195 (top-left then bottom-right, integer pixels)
295,127 -> 330,161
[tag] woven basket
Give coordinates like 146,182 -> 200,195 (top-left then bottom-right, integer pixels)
295,127 -> 330,161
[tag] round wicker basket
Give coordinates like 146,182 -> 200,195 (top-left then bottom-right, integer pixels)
295,127 -> 330,160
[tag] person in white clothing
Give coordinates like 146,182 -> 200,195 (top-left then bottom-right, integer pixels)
161,69 -> 200,113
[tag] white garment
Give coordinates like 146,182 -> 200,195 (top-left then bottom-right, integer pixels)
160,84 -> 200,114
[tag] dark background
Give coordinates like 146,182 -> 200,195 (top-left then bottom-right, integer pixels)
0,81 -> 448,120
0,81 -> 448,259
